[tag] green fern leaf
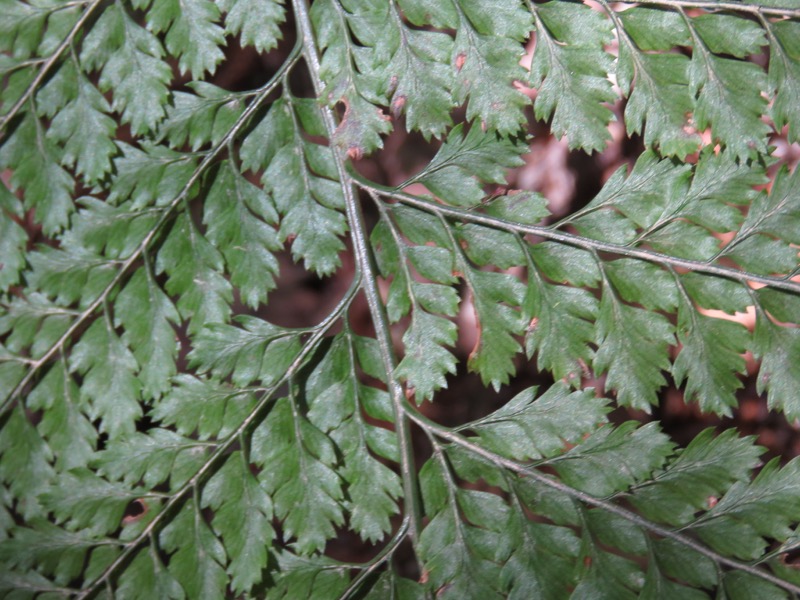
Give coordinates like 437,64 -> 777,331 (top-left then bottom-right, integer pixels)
411,123 -> 527,207
616,9 -> 699,158
203,161 -> 281,308
419,456 -> 509,598
202,450 -> 274,594
148,375 -> 256,440
160,498 -> 228,600
159,84 -> 245,150
143,0 -> 226,77
306,332 -> 403,542
0,184 -> 27,291
68,318 -> 142,438
768,20 -> 800,142
530,1 -> 615,151
265,552 -> 349,599
116,545 -> 184,600
672,303 -> 749,415
96,429 -> 209,490
38,61 -> 116,184
80,2 -> 172,135
629,428 -> 762,525
0,408 -> 54,519
461,383 -> 608,461
217,0 -> 285,53
157,213 -> 233,333
114,269 -> 180,398
0,521 -> 99,586
252,397 -> 345,554
594,289 -> 674,410
189,316 -> 301,386
0,114 -> 74,235
27,361 -> 96,471
3,1 -> 800,597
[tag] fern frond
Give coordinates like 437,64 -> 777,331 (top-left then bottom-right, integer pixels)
2,0 -> 800,597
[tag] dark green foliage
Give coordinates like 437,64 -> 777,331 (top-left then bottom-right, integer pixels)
1,0 -> 800,598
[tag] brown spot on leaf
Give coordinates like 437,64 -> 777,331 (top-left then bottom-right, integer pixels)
436,584 -> 452,597
528,317 -> 539,332
122,499 -> 148,525
392,95 -> 407,117
781,550 -> 800,568
455,52 -> 467,71
347,146 -> 363,160
578,359 -> 590,378
467,304 -> 483,364
707,496 -> 718,508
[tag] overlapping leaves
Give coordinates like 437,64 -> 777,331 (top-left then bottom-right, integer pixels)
1,0 -> 800,598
